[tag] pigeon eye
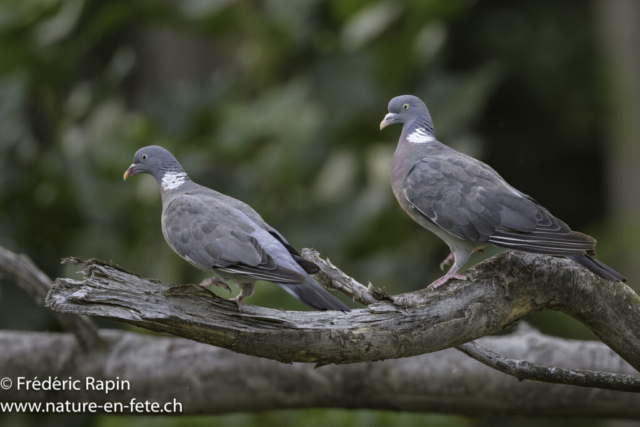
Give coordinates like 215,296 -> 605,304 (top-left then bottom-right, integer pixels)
142,155 -> 148,161
403,104 -> 409,110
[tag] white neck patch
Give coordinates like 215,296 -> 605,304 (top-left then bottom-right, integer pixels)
407,127 -> 435,144
161,172 -> 188,191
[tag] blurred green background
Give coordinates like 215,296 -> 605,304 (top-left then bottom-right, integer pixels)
1,0 -> 639,426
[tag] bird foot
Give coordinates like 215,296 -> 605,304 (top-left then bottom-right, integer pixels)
230,295 -> 244,312
428,274 -> 468,289
439,253 -> 455,271
199,277 -> 231,292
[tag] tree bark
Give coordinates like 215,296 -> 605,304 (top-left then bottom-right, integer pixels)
46,251 -> 640,371
0,327 -> 638,417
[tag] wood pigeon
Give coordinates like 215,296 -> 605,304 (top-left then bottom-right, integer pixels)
124,146 -> 349,311
380,95 -> 625,288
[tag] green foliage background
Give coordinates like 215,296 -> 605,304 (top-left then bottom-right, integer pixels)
0,0 -> 636,426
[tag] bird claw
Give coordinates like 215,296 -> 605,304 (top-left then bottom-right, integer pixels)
439,253 -> 455,271
428,274 -> 468,289
199,277 -> 231,292
230,295 -> 244,312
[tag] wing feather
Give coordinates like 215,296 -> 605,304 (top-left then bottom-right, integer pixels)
183,189 -> 320,274
163,195 -> 305,283
402,155 -> 596,255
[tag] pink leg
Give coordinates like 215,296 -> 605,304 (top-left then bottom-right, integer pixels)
431,247 -> 485,288
428,265 -> 468,289
440,249 -> 484,272
199,277 -> 231,292
228,282 -> 253,313
439,253 -> 455,271
230,294 -> 244,312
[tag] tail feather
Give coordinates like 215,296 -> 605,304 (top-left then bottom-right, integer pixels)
567,255 -> 626,282
489,230 -> 596,256
277,277 -> 350,311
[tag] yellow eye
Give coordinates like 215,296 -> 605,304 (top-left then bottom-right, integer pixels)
403,104 -> 409,110
142,154 -> 148,160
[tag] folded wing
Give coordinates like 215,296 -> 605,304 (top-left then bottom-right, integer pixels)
402,155 -> 596,256
163,195 -> 306,283
185,189 -> 321,274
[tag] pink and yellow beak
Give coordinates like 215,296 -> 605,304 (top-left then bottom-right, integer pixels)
123,164 -> 136,180
380,113 -> 396,130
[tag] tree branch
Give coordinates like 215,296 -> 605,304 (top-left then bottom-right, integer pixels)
46,250 -> 640,373
0,246 -> 99,350
301,249 -> 380,305
456,341 -> 640,392
303,248 -> 640,392
1,327 -> 639,417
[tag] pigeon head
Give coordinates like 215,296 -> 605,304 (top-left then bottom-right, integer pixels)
124,145 -> 189,191
380,95 -> 434,137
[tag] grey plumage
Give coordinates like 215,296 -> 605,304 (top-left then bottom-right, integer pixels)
124,145 -> 349,311
381,95 -> 625,287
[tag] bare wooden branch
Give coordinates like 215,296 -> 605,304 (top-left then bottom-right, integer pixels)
304,248 -> 640,391
46,251 -> 640,372
301,248 -> 380,305
456,341 -> 640,392
0,246 -> 99,350
0,328 -> 639,417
